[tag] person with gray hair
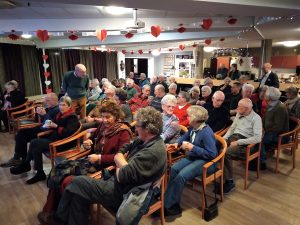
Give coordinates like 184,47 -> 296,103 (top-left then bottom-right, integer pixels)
164,105 -> 218,216
87,78 -> 101,102
174,91 -> 191,127
161,94 -> 180,143
38,106 -> 167,225
128,84 -> 151,112
203,77 -> 213,89
138,73 -> 150,88
242,83 -> 257,112
158,74 -> 169,92
221,98 -> 263,194
168,83 -> 178,96
150,75 -> 158,96
150,84 -> 166,112
124,78 -> 138,100
260,87 -> 289,169
189,86 -> 200,105
284,86 -> 300,118
197,85 -> 212,106
219,77 -> 232,102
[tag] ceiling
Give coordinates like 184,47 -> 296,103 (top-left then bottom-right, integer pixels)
0,0 -> 299,51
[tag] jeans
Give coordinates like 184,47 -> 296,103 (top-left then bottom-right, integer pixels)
261,132 -> 278,162
164,157 -> 210,209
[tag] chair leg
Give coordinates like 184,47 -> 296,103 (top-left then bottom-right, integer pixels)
160,203 -> 165,225
256,157 -> 260,179
275,149 -> 280,173
292,147 -> 296,169
201,190 -> 205,219
220,176 -> 223,202
244,160 -> 249,190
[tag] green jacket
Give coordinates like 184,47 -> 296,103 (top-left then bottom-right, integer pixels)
62,71 -> 89,99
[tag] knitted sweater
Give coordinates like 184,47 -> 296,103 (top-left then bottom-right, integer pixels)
173,103 -> 191,127
62,71 -> 89,99
161,113 -> 180,144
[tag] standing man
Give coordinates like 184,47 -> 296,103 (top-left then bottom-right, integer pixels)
62,64 -> 89,119
258,63 -> 279,89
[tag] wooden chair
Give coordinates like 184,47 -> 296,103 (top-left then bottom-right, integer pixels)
15,106 -> 42,133
37,123 -> 82,167
215,119 -> 233,136
274,116 -> 300,173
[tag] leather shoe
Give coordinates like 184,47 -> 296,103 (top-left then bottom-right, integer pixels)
26,171 -> 46,184
165,204 -> 182,217
10,162 -> 31,175
0,158 -> 21,167
37,212 -> 65,225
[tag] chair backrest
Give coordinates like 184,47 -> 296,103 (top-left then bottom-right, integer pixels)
179,124 -> 188,135
215,119 -> 233,136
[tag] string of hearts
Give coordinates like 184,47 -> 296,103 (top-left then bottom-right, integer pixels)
41,49 -> 52,93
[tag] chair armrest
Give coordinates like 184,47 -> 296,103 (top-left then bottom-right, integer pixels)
37,130 -> 53,138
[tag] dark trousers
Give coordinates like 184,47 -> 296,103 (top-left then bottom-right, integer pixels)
26,138 -> 51,171
14,127 -> 41,160
0,109 -> 8,130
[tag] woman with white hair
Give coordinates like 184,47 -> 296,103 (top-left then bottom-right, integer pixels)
168,83 -> 178,96
197,85 -> 212,106
161,94 -> 180,144
87,79 -> 101,102
164,105 -> 218,216
261,87 -> 289,169
189,86 -> 200,105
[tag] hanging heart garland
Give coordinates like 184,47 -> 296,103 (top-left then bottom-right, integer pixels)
44,71 -> 50,78
201,18 -> 213,30
177,27 -> 186,33
42,54 -> 48,60
43,63 -> 50,69
45,80 -> 51,86
96,29 -> 107,41
125,32 -> 134,39
179,44 -> 185,51
151,26 -> 161,37
36,30 -> 49,42
205,39 -> 212,45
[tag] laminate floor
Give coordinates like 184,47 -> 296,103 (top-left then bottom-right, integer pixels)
1,132 -> 300,225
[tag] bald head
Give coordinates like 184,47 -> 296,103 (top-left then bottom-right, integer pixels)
263,63 -> 272,73
44,93 -> 58,108
212,91 -> 225,108
75,64 -> 87,77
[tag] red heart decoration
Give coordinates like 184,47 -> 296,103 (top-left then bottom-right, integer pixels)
36,30 -> 49,42
42,55 -> 48,60
179,44 -> 185,51
68,34 -> 78,41
227,17 -> 237,25
8,33 -> 19,40
44,71 -> 50,78
96,29 -> 107,41
130,50 -> 134,54
205,39 -> 212,45
122,50 -> 127,54
192,43 -> 198,48
220,38 -> 225,42
46,88 -> 52,94
169,48 -> 173,52
138,49 -> 143,54
151,26 -> 161,37
177,27 -> 186,33
125,32 -> 134,39
201,18 -> 213,30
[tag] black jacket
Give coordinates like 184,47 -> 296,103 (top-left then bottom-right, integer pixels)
204,102 -> 230,132
259,72 -> 279,88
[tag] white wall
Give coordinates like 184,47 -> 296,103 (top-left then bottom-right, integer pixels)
117,52 -> 126,79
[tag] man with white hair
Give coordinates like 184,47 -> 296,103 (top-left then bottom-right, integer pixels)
150,84 -> 166,112
87,79 -> 101,103
258,62 -> 279,89
242,83 -> 257,112
158,74 -> 169,92
62,64 -> 89,119
127,72 -> 141,93
221,98 -> 263,194
124,78 -> 138,100
138,73 -> 149,88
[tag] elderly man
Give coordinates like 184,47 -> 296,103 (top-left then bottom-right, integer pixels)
158,74 -> 169,92
229,82 -> 242,115
127,72 -> 141,92
124,78 -> 138,100
258,63 -> 279,89
62,64 -> 89,119
138,73 -> 150,88
87,78 -> 101,103
204,91 -> 230,132
0,93 -> 60,167
38,107 -> 167,225
242,83 -> 257,112
150,84 -> 166,112
127,84 -> 151,112
222,98 -> 263,193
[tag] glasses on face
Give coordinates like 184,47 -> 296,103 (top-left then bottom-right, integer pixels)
165,105 -> 176,109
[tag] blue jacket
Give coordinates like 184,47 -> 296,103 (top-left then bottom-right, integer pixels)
177,125 -> 218,160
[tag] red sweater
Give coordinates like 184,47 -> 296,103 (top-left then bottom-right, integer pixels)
173,103 -> 191,127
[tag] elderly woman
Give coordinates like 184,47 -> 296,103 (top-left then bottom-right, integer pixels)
174,91 -> 191,127
189,86 -> 200,105
38,107 -> 167,225
261,87 -> 289,169
161,94 -> 180,143
168,83 -> 178,96
284,86 -> 300,118
197,85 -> 212,106
87,78 -> 101,103
193,79 -> 201,87
10,96 -> 80,184
164,105 -> 218,216
114,88 -> 133,123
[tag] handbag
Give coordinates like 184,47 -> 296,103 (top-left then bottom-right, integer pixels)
203,163 -> 219,222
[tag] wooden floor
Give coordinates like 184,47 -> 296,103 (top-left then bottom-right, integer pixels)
1,132 -> 300,225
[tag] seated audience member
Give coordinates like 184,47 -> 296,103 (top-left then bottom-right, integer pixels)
174,91 -> 191,127
127,84 -> 151,113
150,84 -> 166,112
98,81 -> 111,100
0,80 -> 27,132
284,86 -> 300,118
158,74 -> 169,92
257,85 -> 269,118
138,73 -> 150,88
111,79 -> 120,88
204,91 -> 230,132
229,82 -> 242,115
124,78 -> 138,100
161,95 -> 180,144
222,98 -> 262,193
203,77 -> 214,89
168,83 -> 178,96
189,86 -> 200,105
150,75 -> 158,96
87,79 -> 101,103
193,79 -> 201,87
0,93 -> 60,167
10,96 -> 80,184
216,63 -> 229,79
197,86 -> 212,106
219,77 -> 232,101
168,76 -> 180,94
241,83 -> 257,112
229,63 -> 241,80
261,87 -> 289,169
239,75 -> 249,86
127,72 -> 141,93
38,107 -> 167,225
118,78 -> 126,89
164,105 -> 218,216
114,88 -> 133,124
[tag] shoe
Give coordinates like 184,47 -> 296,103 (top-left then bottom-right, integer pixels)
10,162 -> 31,175
223,180 -> 235,194
0,158 -> 22,167
26,171 -> 46,184
164,204 -> 182,217
0,128 -> 9,133
37,212 -> 65,225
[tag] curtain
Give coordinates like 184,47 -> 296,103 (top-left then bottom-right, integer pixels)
21,45 -> 42,96
0,45 -> 6,90
1,43 -> 25,93
92,51 -> 107,81
79,50 -> 94,79
64,49 -> 80,71
106,52 -> 118,80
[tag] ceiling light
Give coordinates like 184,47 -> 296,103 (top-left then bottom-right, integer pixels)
203,47 -> 217,52
98,6 -> 132,15
151,49 -> 161,56
21,33 -> 32,39
279,41 -> 300,47
101,45 -> 106,48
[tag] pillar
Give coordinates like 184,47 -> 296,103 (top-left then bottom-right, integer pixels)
259,39 -> 272,78
194,45 -> 204,78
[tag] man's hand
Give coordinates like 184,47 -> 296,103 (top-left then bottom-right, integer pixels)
114,153 -> 128,168
36,107 -> 47,116
230,141 -> 238,147
88,154 -> 100,163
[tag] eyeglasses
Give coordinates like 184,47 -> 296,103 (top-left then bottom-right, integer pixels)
164,105 -> 176,109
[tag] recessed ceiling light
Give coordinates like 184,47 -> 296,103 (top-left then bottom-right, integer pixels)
204,47 -> 217,52
98,6 -> 132,15
21,33 -> 32,39
279,41 -> 300,47
101,45 -> 106,48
